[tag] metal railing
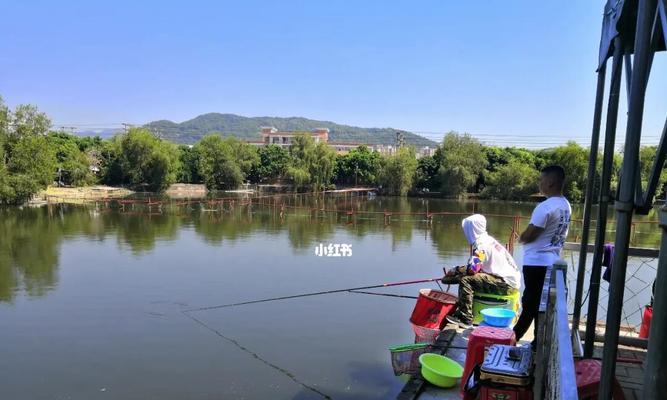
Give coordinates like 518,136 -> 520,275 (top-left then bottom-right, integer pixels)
534,261 -> 579,400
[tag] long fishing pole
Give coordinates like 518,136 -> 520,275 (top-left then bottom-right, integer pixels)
184,277 -> 443,313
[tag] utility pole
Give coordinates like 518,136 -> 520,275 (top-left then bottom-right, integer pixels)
58,126 -> 76,134
395,130 -> 405,148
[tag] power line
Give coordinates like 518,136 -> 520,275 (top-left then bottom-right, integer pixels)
40,121 -> 666,149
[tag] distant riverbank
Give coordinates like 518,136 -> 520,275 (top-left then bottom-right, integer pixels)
34,184 -> 219,205
32,186 -> 135,205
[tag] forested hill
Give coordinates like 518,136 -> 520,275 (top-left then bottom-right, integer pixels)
144,113 -> 436,146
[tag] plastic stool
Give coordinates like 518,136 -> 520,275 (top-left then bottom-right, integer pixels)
461,326 -> 516,394
575,359 -> 625,399
472,290 -> 520,325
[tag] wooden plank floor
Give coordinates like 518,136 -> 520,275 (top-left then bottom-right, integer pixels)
592,343 -> 647,400
397,323 -> 535,400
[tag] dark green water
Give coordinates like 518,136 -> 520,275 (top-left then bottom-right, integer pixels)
0,196 -> 660,399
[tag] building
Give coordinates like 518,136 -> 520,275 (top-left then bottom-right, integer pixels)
371,144 -> 397,157
327,142 -> 366,155
417,146 -> 437,158
249,126 -> 435,158
260,127 -> 328,146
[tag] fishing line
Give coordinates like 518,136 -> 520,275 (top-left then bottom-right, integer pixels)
182,310 -> 332,399
180,277 -> 447,397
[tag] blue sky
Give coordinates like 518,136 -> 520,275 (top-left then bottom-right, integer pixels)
0,1 -> 665,147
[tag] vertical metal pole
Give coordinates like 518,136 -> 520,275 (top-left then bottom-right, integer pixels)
583,39 -> 624,357
642,7 -> 667,395
638,118 -> 667,212
643,202 -> 667,398
572,62 -> 607,338
624,52 -> 633,101
599,1 -> 657,398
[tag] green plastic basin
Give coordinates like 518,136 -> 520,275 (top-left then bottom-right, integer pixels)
418,353 -> 464,388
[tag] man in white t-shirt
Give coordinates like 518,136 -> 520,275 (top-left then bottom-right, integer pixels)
513,165 -> 571,340
443,214 -> 522,329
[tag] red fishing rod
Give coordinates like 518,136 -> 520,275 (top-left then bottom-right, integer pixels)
184,277 -> 443,313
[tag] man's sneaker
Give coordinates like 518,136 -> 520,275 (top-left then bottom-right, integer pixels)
446,314 -> 472,329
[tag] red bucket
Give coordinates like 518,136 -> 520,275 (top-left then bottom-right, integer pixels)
409,288 -> 458,330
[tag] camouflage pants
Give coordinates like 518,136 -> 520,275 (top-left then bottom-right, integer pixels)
452,273 -> 511,323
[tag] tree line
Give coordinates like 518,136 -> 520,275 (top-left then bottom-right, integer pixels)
1,97 -> 665,205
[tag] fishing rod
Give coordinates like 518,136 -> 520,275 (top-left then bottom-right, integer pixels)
347,289 -> 418,299
184,277 -> 444,313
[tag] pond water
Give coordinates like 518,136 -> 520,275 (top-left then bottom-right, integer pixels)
0,195 -> 660,399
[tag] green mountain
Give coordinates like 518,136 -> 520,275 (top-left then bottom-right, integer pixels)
144,113 -> 436,146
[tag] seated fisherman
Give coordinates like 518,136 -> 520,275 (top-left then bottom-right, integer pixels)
444,214 -> 522,329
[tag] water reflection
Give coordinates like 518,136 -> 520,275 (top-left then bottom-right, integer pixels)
0,208 -> 61,301
0,197 -> 660,303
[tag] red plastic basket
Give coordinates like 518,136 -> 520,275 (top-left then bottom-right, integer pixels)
409,288 -> 458,329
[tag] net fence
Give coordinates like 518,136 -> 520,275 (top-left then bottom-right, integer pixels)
562,247 -> 657,337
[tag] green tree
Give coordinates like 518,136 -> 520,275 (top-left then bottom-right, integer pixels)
47,132 -> 95,186
6,104 -> 51,144
545,141 -> 589,202
311,141 -> 337,190
226,137 -> 259,177
0,97 -> 8,152
481,159 -> 539,200
0,99 -> 57,204
196,134 -> 258,190
249,144 -> 289,183
177,145 -> 201,183
287,134 -> 337,191
639,145 -> 667,198
99,137 -> 124,186
438,132 -> 487,196
4,135 -> 57,203
414,154 -> 440,191
480,146 -> 540,197
378,147 -> 418,196
484,146 -> 512,173
74,135 -> 104,152
116,128 -> 180,191
334,145 -> 381,186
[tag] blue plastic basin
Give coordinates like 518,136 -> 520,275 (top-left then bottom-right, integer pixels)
480,308 -> 516,327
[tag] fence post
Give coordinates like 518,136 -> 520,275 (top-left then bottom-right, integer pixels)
583,37 -> 624,358
572,61 -> 606,344
600,1 -> 657,397
643,204 -> 667,398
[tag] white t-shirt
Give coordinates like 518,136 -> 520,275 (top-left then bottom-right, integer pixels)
523,196 -> 572,267
472,234 -> 522,290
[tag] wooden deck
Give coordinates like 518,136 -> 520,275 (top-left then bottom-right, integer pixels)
592,343 -> 647,400
396,327 -> 467,400
395,323 -> 534,400
397,326 -> 646,400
